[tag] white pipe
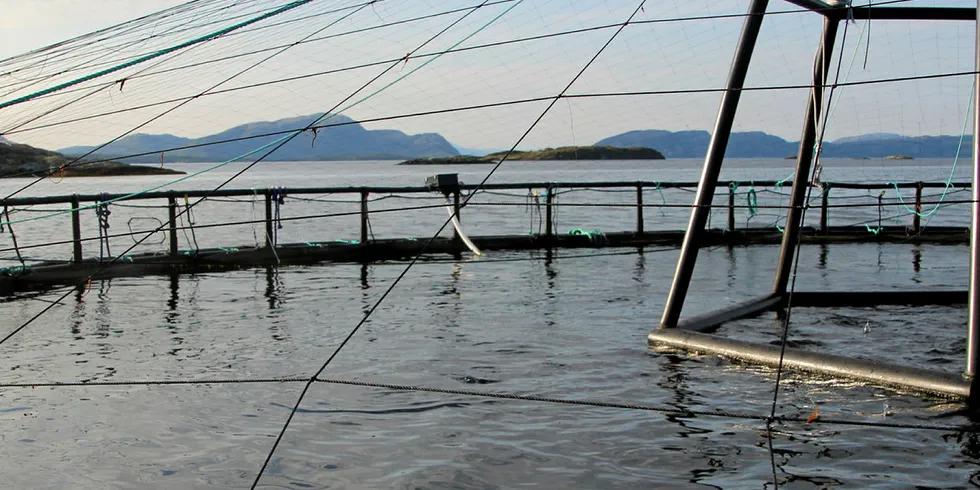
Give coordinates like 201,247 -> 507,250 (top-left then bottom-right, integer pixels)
446,197 -> 482,256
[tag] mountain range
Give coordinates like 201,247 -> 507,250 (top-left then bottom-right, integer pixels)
595,130 -> 973,159
60,114 -> 459,163
55,114 -> 974,161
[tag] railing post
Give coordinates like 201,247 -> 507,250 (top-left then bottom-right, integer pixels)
545,185 -> 554,237
913,182 -> 923,234
727,185 -> 735,232
167,192 -> 178,256
820,185 -> 830,235
636,183 -> 644,235
360,190 -> 369,244
265,189 -> 274,248
70,194 -> 82,262
659,0 -> 769,329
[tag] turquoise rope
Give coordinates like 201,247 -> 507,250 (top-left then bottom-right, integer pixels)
887,84 -> 973,220
0,1 -> 314,110
654,182 -> 666,217
0,1 -> 525,229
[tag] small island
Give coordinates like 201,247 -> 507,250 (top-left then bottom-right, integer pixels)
883,155 -> 914,160
398,145 -> 665,165
1,140 -> 185,178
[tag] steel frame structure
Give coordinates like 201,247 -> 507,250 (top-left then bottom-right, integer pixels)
649,0 -> 980,400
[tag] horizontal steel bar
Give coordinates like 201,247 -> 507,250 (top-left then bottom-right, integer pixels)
1,180 -> 970,206
839,6 -> 976,22
673,293 -> 782,332
648,328 -> 971,399
781,0 -> 975,21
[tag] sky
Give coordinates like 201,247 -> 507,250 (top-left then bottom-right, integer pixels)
0,0 -> 976,153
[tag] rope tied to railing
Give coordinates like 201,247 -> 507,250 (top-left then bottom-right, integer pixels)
183,195 -> 200,253
272,187 -> 287,245
1,205 -> 25,269
95,193 -> 112,260
654,182 -> 667,217
525,188 -> 542,235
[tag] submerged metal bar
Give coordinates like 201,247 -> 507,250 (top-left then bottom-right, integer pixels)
648,329 -> 970,399
969,0 -> 980,378
773,16 -> 838,295
659,0 -> 769,329
676,293 -> 782,333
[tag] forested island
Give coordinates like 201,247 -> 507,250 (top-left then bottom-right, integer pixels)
399,145 -> 665,165
1,140 -> 184,178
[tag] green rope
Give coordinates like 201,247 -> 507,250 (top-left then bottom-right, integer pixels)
746,187 -> 758,217
334,239 -> 360,245
0,0 -> 525,229
654,182 -> 666,217
887,84 -> 973,220
569,228 -> 604,243
0,1 -> 315,110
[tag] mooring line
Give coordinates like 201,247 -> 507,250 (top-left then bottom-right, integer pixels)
0,374 -> 968,433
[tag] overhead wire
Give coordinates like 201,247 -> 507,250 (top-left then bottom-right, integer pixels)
0,1 -> 377,204
2,69 -> 973,185
248,2 -> 649,487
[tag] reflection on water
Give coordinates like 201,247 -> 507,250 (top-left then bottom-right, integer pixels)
0,243 -> 976,488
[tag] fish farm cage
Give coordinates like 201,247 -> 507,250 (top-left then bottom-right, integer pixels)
2,0 -> 980,488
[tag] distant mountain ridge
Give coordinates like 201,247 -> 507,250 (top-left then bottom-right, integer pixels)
595,130 -> 973,159
60,114 -> 459,162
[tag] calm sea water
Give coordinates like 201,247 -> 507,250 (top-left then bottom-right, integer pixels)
1,158 -> 978,488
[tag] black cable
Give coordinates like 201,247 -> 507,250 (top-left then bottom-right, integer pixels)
767,15 -> 851,488
5,66 -> 974,182
8,0 -> 911,105
250,3 -> 649,487
0,374 -> 968,433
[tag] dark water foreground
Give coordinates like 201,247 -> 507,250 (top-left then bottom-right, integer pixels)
1,242 -> 978,489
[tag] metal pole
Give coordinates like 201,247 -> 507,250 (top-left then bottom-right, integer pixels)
727,186 -> 736,232
167,193 -> 178,256
545,185 -> 554,237
360,191 -> 369,244
820,186 -> 830,235
70,194 -> 82,262
913,182 -> 923,234
772,16 -> 839,295
659,0 -> 769,329
636,184 -> 645,235
265,189 -> 274,249
967,1 -> 980,378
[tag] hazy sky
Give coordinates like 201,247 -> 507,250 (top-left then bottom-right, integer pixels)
1,0 -> 976,153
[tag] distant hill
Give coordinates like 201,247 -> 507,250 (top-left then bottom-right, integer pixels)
60,114 -> 459,163
1,140 -> 183,178
596,130 -> 974,159
399,146 -> 665,165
